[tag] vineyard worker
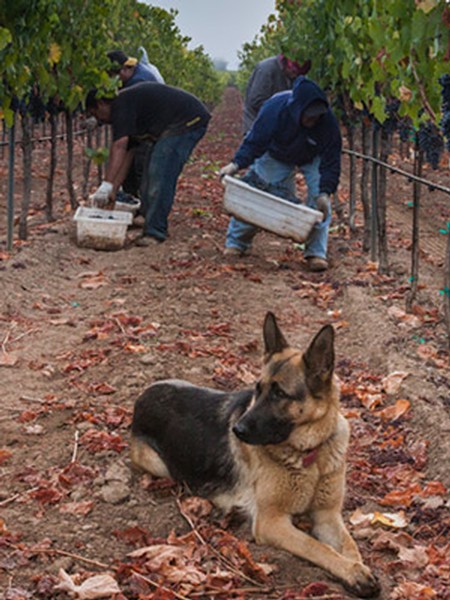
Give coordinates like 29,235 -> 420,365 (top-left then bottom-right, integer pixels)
243,54 -> 311,132
220,76 -> 341,272
107,49 -> 165,201
107,49 -> 165,86
86,82 -> 210,245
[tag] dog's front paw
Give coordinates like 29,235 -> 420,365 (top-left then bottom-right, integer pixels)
344,562 -> 380,598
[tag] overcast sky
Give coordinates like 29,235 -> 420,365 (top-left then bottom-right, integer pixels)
147,0 -> 276,70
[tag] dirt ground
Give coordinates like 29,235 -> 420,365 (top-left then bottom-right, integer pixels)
0,88 -> 449,600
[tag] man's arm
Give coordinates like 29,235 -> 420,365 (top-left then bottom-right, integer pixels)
104,136 -> 133,193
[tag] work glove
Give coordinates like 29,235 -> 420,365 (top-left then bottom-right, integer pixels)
315,193 -> 331,219
219,162 -> 239,179
89,181 -> 114,208
82,116 -> 98,131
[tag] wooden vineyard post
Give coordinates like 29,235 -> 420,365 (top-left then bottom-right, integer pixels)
18,113 -> 32,241
370,126 -> 379,263
444,232 -> 450,354
406,143 -> 422,312
65,110 -> 77,210
360,119 -> 371,252
45,110 -> 58,222
346,122 -> 357,230
377,128 -> 391,274
7,119 -> 15,252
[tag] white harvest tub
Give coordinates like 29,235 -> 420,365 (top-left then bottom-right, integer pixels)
74,206 -> 132,251
223,175 -> 323,243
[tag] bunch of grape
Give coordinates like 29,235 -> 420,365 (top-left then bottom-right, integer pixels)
383,98 -> 400,134
438,73 -> 450,150
417,121 -> 444,169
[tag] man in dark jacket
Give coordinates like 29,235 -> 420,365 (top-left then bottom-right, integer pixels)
243,54 -> 311,132
220,77 -> 341,271
87,83 -> 210,245
107,49 -> 165,86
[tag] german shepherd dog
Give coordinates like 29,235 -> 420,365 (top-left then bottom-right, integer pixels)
131,313 -> 380,597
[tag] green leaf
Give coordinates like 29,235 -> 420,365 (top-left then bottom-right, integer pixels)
0,27 -> 12,51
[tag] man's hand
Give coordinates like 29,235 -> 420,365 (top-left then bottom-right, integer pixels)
89,181 -> 114,208
219,162 -> 239,179
315,193 -> 331,219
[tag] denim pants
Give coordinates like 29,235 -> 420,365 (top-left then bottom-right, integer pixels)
225,152 -> 331,258
140,126 -> 207,240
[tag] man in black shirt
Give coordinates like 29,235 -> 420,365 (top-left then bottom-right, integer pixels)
86,83 -> 211,244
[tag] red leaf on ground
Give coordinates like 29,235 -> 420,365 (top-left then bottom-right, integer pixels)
58,462 -> 97,487
91,382 -> 116,395
79,429 -> 127,454
18,411 -> 39,423
0,449 -> 13,465
379,484 -> 422,508
59,500 -> 94,516
113,526 -> 157,547
29,487 -> 63,505
420,481 -> 447,497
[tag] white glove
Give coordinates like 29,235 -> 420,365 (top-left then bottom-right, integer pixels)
82,116 -> 98,131
219,162 -> 239,179
89,181 -> 113,208
315,193 -> 331,219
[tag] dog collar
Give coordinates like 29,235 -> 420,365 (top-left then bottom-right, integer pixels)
302,447 -> 319,467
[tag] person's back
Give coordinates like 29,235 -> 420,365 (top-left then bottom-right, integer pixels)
125,61 -> 158,87
138,46 -> 165,84
107,50 -> 164,88
243,54 -> 311,132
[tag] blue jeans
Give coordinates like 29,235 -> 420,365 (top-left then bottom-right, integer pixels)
140,126 -> 207,240
225,153 -> 331,258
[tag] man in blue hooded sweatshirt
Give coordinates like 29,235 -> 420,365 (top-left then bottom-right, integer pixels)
219,76 -> 341,272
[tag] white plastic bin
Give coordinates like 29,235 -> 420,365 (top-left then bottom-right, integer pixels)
73,206 -> 132,251
223,175 -> 323,243
114,195 -> 141,215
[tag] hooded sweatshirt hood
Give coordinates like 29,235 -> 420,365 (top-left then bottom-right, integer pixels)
287,76 -> 329,122
233,76 -> 341,195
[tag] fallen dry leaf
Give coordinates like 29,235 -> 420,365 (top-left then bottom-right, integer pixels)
359,391 -> 383,410
59,501 -> 94,516
397,544 -> 429,568
350,508 -> 408,529
375,399 -> 410,421
370,510 -> 408,529
79,277 -> 107,290
387,305 -> 422,328
0,449 -> 13,465
382,371 -> 409,395
0,350 -> 18,367
179,496 -> 213,521
379,484 -> 422,508
390,581 -> 437,599
55,569 -> 121,599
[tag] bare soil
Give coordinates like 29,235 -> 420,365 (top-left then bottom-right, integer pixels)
0,88 -> 449,600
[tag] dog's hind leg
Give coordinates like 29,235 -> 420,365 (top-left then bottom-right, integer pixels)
253,510 -> 379,598
130,435 -> 170,478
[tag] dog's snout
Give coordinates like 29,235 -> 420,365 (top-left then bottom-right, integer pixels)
232,420 -> 248,441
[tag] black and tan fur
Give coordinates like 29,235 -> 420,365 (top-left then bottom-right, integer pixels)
130,312 -> 380,597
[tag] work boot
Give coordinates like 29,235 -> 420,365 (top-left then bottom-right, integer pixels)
135,236 -> 163,247
307,256 -> 328,272
223,246 -> 245,257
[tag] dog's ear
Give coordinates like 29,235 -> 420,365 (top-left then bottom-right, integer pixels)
303,325 -> 335,394
263,312 -> 289,358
